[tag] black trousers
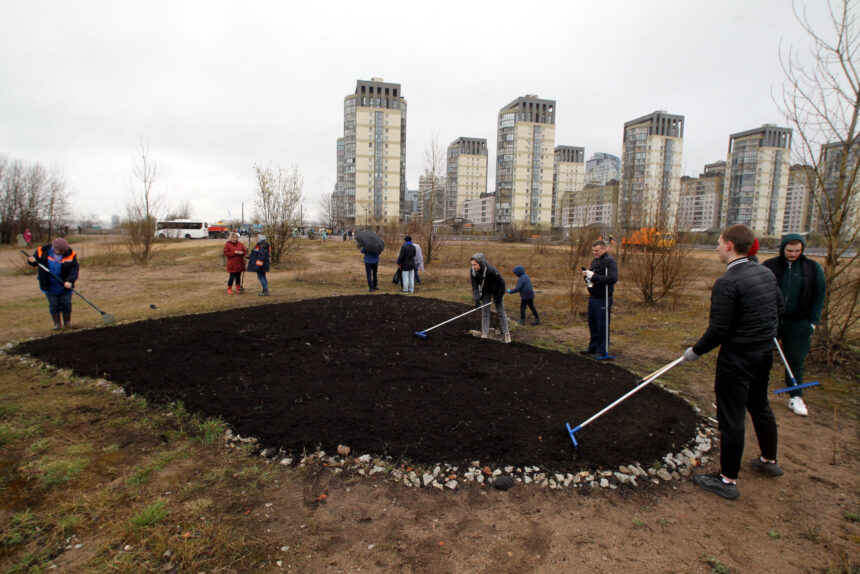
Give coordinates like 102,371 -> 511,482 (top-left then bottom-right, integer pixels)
520,299 -> 539,320
714,347 -> 778,479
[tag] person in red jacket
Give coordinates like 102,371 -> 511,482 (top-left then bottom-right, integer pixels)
223,232 -> 246,294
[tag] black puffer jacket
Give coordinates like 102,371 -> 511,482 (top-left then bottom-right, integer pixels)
692,258 -> 784,355
587,253 -> 618,298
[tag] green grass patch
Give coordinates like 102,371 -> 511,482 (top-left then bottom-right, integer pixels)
767,530 -> 780,538
195,416 -> 226,443
705,554 -> 732,573
39,457 -> 89,486
844,512 -> 860,522
129,500 -> 168,529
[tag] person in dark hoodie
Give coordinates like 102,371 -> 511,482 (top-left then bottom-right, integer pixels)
247,233 -> 271,296
508,265 -> 540,326
27,237 -> 79,330
396,236 -> 417,293
470,253 -> 511,343
762,233 -> 826,417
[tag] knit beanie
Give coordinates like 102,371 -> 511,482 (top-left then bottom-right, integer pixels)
52,237 -> 70,253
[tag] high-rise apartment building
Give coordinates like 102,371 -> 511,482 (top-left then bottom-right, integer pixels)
446,137 -> 488,219
552,146 -> 585,228
340,78 -> 407,227
721,125 -> 791,236
677,162 -> 725,231
564,181 -> 619,229
333,137 -> 346,228
418,172 -> 446,222
586,152 -> 621,185
816,141 -> 860,237
462,193 -> 496,229
495,95 -> 556,229
783,164 -> 815,233
620,111 -> 684,233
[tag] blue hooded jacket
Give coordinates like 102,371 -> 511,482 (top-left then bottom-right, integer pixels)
509,265 -> 535,299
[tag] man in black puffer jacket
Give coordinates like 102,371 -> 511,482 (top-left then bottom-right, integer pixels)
682,224 -> 784,500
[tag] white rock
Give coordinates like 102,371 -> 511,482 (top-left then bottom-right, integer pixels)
619,465 -> 631,474
504,466 -> 514,474
422,473 -> 434,486
445,480 -> 458,490
471,460 -> 481,468
554,474 -> 564,482
477,475 -> 485,484
370,465 -> 385,475
391,470 -> 403,481
523,475 -> 533,484
358,454 -> 371,463
600,478 -> 609,488
433,466 -> 441,477
657,469 -> 673,481
492,469 -> 502,477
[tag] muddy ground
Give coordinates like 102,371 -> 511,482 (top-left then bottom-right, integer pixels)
15,295 -> 700,473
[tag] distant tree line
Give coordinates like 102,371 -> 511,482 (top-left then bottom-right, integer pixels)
0,154 -> 72,244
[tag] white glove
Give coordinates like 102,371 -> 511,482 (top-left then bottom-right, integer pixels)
810,324 -> 816,331
683,347 -> 700,362
584,269 -> 594,279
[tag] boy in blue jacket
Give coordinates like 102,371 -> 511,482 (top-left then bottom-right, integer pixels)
508,265 -> 540,325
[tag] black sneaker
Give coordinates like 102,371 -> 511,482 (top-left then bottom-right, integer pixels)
580,348 -> 597,355
692,472 -> 739,500
750,458 -> 784,477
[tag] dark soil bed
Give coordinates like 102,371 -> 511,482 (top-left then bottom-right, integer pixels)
15,295 -> 700,473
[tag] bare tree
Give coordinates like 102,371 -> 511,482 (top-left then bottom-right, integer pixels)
122,141 -> 163,263
419,133 -> 446,265
44,170 -> 71,238
319,192 -> 337,232
778,0 -> 860,361
0,155 -> 72,243
558,225 -> 603,314
164,200 -> 192,221
253,163 -> 303,265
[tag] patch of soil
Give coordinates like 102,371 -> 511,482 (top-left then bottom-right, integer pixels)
15,295 -> 700,472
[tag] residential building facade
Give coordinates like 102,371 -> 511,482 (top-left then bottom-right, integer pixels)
619,111 -> 684,234
418,172 -> 446,222
783,164 -> 815,234
446,137 -> 488,219
721,124 -> 791,236
495,95 -> 556,229
341,78 -> 407,227
552,146 -> 585,228
816,141 -> 860,237
462,193 -> 496,229
585,152 -> 621,185
564,181 -> 619,228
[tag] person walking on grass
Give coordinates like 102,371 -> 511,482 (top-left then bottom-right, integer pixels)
27,237 -> 79,330
682,224 -> 784,500
248,233 -> 271,296
762,233 -> 826,417
470,253 -> 511,343
413,240 -> 425,288
508,265 -> 540,326
581,239 -> 617,356
223,232 -> 246,294
396,236 -> 417,294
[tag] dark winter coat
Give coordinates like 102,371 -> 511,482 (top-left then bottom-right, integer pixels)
761,233 -> 826,325
510,265 -> 535,300
29,243 -> 79,293
223,240 -> 246,273
470,252 -> 506,304
248,240 -> 271,273
692,258 -> 784,355
397,242 -> 417,271
587,253 -> 618,298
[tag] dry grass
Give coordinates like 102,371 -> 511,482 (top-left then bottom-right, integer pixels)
0,235 -> 856,572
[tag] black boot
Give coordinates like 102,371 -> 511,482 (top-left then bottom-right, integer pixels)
533,317 -> 541,325
51,313 -> 61,330
62,312 -> 72,328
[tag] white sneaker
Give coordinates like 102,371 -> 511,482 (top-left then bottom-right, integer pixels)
504,333 -> 511,344
788,397 -> 808,416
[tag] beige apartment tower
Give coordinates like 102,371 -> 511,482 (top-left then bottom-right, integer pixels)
446,137 -> 488,219
722,125 -> 791,236
783,164 -> 815,234
553,146 -> 585,228
495,95 -> 556,229
341,78 -> 407,227
677,161 -> 725,231
620,111 -> 684,233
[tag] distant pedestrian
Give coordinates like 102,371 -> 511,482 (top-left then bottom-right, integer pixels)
23,228 -> 32,247
396,236 -> 417,294
361,246 -> 379,292
223,232 -> 246,294
248,233 -> 271,296
581,239 -> 618,356
762,233 -> 826,417
27,237 -> 79,330
470,253 -> 510,343
682,224 -> 784,500
508,265 -> 540,325
413,240 -> 425,287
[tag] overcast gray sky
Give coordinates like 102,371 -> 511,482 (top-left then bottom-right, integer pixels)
0,0 -> 832,224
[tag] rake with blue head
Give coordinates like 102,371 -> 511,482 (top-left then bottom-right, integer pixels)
414,302 -> 492,339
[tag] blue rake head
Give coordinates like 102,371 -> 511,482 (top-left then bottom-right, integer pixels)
772,381 -> 820,394
595,354 -> 617,361
413,331 -> 428,339
565,422 -> 581,449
